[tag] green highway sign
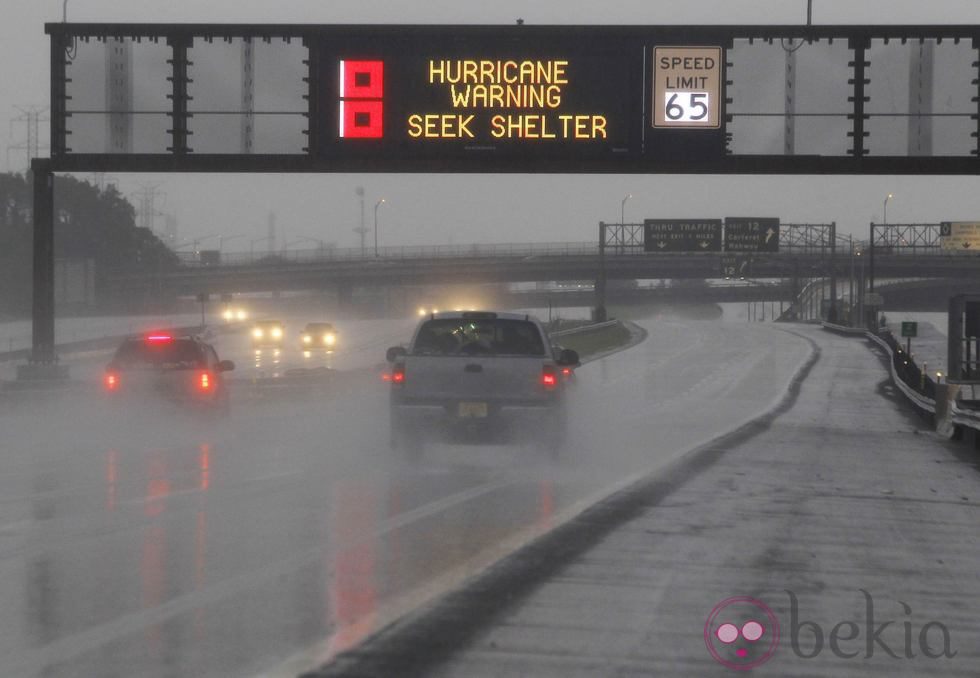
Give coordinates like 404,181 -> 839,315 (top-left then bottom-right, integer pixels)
901,321 -> 918,338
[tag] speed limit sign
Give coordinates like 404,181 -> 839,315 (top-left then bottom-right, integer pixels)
653,46 -> 723,129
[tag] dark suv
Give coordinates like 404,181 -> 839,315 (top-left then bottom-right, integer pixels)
104,332 -> 234,414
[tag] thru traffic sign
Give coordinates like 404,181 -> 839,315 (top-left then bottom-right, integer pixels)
644,219 -> 722,252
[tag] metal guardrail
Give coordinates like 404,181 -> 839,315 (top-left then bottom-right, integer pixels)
951,399 -> 980,430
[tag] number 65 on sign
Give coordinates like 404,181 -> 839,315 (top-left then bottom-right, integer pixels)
664,92 -> 710,123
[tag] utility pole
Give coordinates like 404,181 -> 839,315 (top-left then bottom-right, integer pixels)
131,184 -> 165,235
7,106 -> 49,173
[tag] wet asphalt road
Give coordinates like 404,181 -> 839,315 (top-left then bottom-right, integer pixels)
0,316 -> 809,677
319,325 -> 980,678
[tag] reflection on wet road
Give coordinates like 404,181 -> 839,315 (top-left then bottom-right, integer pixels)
0,317 -> 810,677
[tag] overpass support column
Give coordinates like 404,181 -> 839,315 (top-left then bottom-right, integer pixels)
594,222 -> 607,322
19,159 -> 67,380
31,159 -> 55,364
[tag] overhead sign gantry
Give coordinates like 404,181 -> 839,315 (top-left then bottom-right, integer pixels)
44,22 -> 980,175
23,22 -> 980,372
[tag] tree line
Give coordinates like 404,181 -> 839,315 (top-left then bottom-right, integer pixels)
0,172 -> 178,316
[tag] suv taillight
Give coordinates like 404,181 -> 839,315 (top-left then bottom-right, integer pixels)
542,365 -> 557,389
391,364 -> 406,385
105,372 -> 119,391
199,371 -> 211,391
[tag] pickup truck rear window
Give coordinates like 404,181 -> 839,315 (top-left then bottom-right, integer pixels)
413,319 -> 546,356
113,339 -> 206,369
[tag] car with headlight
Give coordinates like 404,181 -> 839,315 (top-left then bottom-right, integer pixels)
103,331 -> 234,414
251,319 -> 285,346
299,322 -> 337,349
221,305 -> 248,322
385,311 -> 578,457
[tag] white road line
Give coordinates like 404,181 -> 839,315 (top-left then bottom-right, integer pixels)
1,475 -> 516,677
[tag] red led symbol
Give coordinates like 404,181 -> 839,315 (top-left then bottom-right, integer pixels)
339,60 -> 384,138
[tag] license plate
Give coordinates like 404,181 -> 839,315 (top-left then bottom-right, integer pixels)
457,401 -> 488,418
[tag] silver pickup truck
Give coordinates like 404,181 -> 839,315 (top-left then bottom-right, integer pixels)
386,311 -> 579,457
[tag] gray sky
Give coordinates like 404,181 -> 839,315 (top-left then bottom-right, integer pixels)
3,0 -> 980,250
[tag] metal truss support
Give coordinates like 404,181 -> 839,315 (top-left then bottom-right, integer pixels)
594,222 -> 607,322
241,38 -> 254,154
869,222 -> 876,294
848,37 -> 870,158
50,31 -> 68,156
972,38 -> 980,157
302,36 -> 319,154
166,36 -> 192,154
827,222 -> 837,322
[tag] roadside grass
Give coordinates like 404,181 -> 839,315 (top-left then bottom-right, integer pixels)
551,321 -> 634,360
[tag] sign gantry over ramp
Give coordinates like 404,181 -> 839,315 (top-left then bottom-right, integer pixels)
24,22 -> 980,370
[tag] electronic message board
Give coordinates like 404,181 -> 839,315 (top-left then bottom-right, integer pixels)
44,23 -> 980,175
318,34 -> 643,162
644,219 -> 722,252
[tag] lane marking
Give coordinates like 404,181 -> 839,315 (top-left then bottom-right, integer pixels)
2,476 -> 515,677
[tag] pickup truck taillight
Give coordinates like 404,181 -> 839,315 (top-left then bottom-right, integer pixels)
391,364 -> 406,385
198,371 -> 212,391
542,365 -> 557,389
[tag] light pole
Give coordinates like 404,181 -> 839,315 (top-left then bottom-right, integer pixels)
354,186 -> 367,256
374,198 -> 386,257
621,193 -> 631,225
856,246 -> 866,328
883,193 -> 893,225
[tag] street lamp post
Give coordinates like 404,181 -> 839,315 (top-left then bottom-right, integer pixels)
374,198 -> 386,257
883,193 -> 893,225
857,246 -> 866,328
354,187 -> 367,256
621,193 -> 631,225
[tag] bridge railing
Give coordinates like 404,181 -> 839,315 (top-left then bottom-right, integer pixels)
177,241 -> 602,267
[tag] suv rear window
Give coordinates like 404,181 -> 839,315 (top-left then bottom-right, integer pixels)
113,339 -> 206,369
413,319 -> 545,356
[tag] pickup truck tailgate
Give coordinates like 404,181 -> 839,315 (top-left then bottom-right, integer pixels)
401,356 -> 548,404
